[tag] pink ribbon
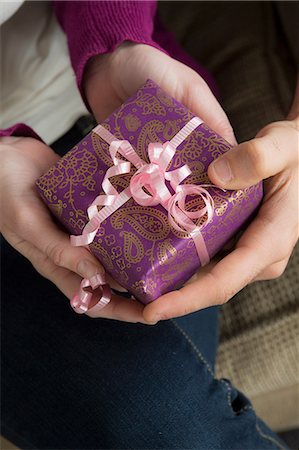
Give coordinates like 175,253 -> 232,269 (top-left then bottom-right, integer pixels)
70,117 -> 216,313
70,273 -> 110,314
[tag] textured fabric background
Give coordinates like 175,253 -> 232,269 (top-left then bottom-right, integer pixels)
159,0 -> 299,432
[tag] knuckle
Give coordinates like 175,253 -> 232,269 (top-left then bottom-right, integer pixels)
46,242 -> 65,267
217,287 -> 236,305
31,252 -> 55,278
265,261 -> 288,279
217,120 -> 234,138
14,206 -> 30,232
246,139 -> 267,179
264,267 -> 280,280
157,311 -> 172,321
210,116 -> 234,143
207,273 -> 235,305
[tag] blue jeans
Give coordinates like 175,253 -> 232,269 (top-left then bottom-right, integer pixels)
1,236 -> 288,449
1,122 -> 288,449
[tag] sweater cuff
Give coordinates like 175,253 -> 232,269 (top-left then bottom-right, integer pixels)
0,123 -> 42,141
53,1 -> 163,102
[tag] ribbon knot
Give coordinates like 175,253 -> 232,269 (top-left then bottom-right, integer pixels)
130,141 -> 178,207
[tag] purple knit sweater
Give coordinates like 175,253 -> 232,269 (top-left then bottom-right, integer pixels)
1,1 -> 216,139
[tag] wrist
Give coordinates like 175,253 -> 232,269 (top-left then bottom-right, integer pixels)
0,136 -> 24,145
83,42 -> 143,109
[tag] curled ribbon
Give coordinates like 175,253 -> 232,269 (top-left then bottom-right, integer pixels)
70,117 -> 216,313
70,274 -> 110,314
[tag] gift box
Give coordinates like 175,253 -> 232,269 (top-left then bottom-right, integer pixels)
36,79 -> 263,305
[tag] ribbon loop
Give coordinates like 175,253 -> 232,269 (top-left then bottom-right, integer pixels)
167,184 -> 215,234
70,273 -> 111,314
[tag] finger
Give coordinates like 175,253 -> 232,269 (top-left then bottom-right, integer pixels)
143,246 -> 259,323
180,68 -> 237,146
85,295 -> 150,324
166,239 -> 234,289
143,184 -> 297,323
106,272 -> 128,292
20,204 -> 104,279
253,258 -> 289,281
13,201 -> 125,292
118,43 -> 237,146
22,241 -> 148,323
14,236 -> 87,299
208,121 -> 299,189
47,268 -> 147,324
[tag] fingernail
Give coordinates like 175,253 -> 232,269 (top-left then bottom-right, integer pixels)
140,319 -> 158,326
148,320 -> 159,325
211,157 -> 233,183
142,315 -> 159,325
149,315 -> 161,324
70,293 -> 86,314
78,259 -> 100,278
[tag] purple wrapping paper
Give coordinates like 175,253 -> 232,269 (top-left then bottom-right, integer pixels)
36,80 -> 263,304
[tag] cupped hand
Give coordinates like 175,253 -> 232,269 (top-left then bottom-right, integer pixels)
83,42 -> 236,146
83,42 -> 298,324
0,136 -> 148,323
143,115 -> 299,323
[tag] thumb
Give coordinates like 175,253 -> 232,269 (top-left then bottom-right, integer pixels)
207,121 -> 298,189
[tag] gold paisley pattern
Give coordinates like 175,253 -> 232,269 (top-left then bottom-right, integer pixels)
131,280 -> 147,297
160,259 -> 195,283
90,242 -> 114,271
158,239 -> 177,265
156,87 -> 175,107
104,234 -> 116,246
214,195 -> 229,216
119,270 -> 129,283
136,120 -> 165,161
111,246 -> 123,259
124,114 -> 141,132
111,202 -> 170,241
68,217 -> 86,232
163,120 -> 182,141
59,148 -> 98,187
136,91 -> 166,116
186,169 -> 209,185
48,200 -> 65,218
131,278 -> 157,298
120,231 -> 144,264
36,79 -> 262,302
36,166 -> 64,202
91,130 -> 113,166
116,258 -> 126,271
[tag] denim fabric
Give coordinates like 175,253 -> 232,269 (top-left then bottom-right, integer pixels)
1,123 -> 288,449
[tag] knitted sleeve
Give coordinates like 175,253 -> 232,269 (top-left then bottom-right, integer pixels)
52,1 -> 162,96
0,124 -> 42,141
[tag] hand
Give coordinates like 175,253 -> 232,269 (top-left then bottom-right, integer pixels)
83,42 -> 236,146
0,137 -> 147,323
142,103 -> 299,323
81,41 -> 236,320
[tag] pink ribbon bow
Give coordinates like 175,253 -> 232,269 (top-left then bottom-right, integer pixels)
70,117 -> 215,314
130,140 -> 214,239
